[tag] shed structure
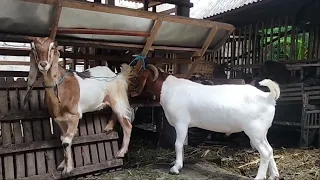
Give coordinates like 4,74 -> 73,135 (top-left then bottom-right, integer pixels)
0,0 -> 234,179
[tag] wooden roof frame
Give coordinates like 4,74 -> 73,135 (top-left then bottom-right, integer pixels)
11,0 -> 235,78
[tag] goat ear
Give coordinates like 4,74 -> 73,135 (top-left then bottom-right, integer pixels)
24,51 -> 39,105
131,72 -> 149,97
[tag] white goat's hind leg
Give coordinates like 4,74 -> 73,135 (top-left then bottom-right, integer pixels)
265,138 -> 279,180
249,137 -> 272,180
170,123 -> 188,175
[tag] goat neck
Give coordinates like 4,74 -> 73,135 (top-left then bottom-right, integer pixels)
150,72 -> 168,101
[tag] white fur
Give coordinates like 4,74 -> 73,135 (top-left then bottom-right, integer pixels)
160,76 -> 280,179
73,66 -> 132,121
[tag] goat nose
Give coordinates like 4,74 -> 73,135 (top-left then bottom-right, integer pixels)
40,62 -> 47,68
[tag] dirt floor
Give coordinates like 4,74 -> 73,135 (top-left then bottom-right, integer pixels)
78,127 -> 320,180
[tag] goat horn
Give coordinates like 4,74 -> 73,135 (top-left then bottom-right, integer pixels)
146,64 -> 159,82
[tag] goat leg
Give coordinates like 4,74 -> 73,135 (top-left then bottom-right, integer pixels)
115,117 -> 132,158
104,112 -> 118,133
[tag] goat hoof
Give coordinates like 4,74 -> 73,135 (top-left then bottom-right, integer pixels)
115,150 -> 126,158
268,175 -> 280,180
170,161 -> 176,167
169,166 -> 180,175
61,166 -> 73,177
103,127 -> 114,134
57,160 -> 65,171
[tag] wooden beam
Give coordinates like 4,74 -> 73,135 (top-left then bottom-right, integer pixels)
159,7 -> 176,14
0,34 -> 211,52
142,18 -> 163,55
135,17 -> 164,70
0,132 -> 118,155
186,26 -> 219,79
16,159 -> 122,180
19,0 -> 234,30
131,0 -> 193,7
54,28 -> 150,37
49,0 -> 62,40
143,0 -> 149,11
0,48 -> 191,64
138,1 -> 163,10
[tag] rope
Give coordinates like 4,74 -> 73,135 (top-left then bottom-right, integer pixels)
43,71 -> 68,88
43,54 -> 147,88
129,54 -> 147,70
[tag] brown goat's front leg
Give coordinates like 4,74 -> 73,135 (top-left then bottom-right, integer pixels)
56,121 -> 67,171
104,112 -> 118,133
116,117 -> 132,158
61,116 -> 79,176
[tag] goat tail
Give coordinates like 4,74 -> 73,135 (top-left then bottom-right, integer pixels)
258,79 -> 280,100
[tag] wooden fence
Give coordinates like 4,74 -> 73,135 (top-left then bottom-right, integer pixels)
0,77 -> 123,179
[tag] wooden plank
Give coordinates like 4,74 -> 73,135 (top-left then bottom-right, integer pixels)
277,18 -> 281,60
0,109 -> 110,122
290,18 -> 296,60
0,48 -> 191,64
314,25 -> 320,58
79,116 -> 91,165
301,28 -> 306,60
16,159 -> 123,180
49,0 -> 62,40
20,0 -> 234,30
0,78 -> 15,180
142,18 -> 164,55
8,82 -> 26,178
30,90 -> 47,175
186,26 -> 219,79
242,25 -> 247,66
0,132 -> 119,155
270,18 -> 274,61
18,87 -> 37,177
237,27 -> 242,66
93,115 -> 106,163
55,28 -> 150,37
112,140 -> 119,158
253,22 -> 259,64
283,17 -> 289,60
263,21 -> 268,62
134,17 -> 164,71
100,114 -> 113,160
86,114 -> 99,164
247,24 -> 253,67
39,90 -> 56,173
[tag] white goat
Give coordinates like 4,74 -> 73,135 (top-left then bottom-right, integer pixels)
131,64 -> 280,180
24,37 -> 134,176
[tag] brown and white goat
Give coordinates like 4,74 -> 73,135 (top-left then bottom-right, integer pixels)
129,64 -> 280,180
23,37 -> 134,176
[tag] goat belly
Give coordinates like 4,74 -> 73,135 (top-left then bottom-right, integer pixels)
160,76 -> 274,134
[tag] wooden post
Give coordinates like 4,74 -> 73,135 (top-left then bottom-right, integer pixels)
49,0 -> 62,40
186,26 -> 219,79
144,0 -> 149,11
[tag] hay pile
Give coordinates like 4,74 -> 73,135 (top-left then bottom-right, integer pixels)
123,140 -> 320,180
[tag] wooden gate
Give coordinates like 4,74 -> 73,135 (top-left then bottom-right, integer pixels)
0,77 -> 123,179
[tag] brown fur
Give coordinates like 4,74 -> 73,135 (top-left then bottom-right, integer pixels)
25,37 -> 81,175
130,66 -> 168,102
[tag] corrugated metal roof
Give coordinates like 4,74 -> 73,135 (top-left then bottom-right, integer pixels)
122,0 -> 264,19
192,0 -> 264,19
